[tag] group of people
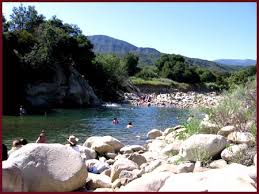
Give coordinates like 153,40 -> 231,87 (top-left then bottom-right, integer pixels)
2,130 -> 47,161
112,118 -> 133,128
2,129 -> 87,161
2,118 -> 134,161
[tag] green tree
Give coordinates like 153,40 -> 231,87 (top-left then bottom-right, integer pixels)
122,53 -> 139,76
9,5 -> 45,32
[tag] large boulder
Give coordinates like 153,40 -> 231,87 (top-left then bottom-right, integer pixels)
2,162 -> 28,192
110,158 -> 138,183
4,143 -> 87,192
179,134 -> 227,161
147,129 -> 163,139
25,66 -> 100,111
221,144 -> 248,162
227,132 -> 255,145
91,142 -> 114,154
160,163 -> 256,192
83,136 -> 124,153
119,171 -> 172,191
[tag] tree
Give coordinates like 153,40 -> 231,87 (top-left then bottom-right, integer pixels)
122,53 -> 139,76
9,5 -> 45,32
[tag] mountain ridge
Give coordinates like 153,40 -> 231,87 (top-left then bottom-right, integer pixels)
88,35 -> 254,72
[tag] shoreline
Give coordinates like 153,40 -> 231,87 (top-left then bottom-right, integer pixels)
124,91 -> 222,109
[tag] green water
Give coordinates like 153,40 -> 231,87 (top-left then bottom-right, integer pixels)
3,105 -> 190,149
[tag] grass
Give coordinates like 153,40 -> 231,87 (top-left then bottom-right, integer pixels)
130,77 -> 191,90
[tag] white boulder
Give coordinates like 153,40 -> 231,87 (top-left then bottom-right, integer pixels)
179,134 -> 227,161
4,143 -> 87,192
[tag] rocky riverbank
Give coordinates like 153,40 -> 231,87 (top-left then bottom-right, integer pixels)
124,91 -> 222,109
3,115 -> 257,192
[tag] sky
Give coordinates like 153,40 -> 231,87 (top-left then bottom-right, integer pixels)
2,2 -> 256,61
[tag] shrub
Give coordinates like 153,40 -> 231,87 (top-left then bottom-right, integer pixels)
204,77 -> 256,133
135,67 -> 158,79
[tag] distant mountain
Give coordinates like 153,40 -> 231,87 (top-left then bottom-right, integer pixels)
214,59 -> 256,66
88,35 -> 247,72
88,35 -> 161,65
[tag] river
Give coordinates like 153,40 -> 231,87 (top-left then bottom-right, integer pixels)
2,104 -> 190,149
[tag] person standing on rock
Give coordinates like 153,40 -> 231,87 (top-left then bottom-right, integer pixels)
36,130 -> 47,143
8,139 -> 22,157
65,135 -> 88,160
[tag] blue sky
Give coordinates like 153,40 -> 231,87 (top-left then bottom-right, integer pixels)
2,2 -> 256,61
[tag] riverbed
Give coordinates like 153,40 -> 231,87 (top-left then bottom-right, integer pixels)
2,104 -> 190,148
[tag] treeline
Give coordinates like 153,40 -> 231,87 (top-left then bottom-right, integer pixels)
133,54 -> 256,91
3,5 -> 140,114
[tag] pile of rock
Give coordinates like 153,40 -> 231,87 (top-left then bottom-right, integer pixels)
3,124 -> 256,192
124,91 -> 222,108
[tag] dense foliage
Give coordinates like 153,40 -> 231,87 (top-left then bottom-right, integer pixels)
3,5 -> 133,114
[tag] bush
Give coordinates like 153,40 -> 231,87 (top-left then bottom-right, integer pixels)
135,67 -> 158,79
204,77 -> 256,133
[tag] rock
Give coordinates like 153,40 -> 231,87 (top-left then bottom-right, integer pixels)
147,129 -> 163,139
147,139 -> 166,152
83,136 -> 124,153
209,159 -> 227,169
85,173 -> 111,190
94,188 -> 114,192
4,143 -> 87,192
227,132 -> 255,145
254,154 -> 257,166
217,126 -> 235,137
176,162 -> 195,173
128,153 -> 147,167
179,134 -> 227,161
152,163 -> 178,174
160,163 -> 256,192
127,145 -> 145,152
105,152 -> 117,159
99,157 -> 107,163
167,155 -> 184,165
144,160 -> 162,173
110,158 -> 138,183
101,168 -> 111,177
2,161 -> 28,192
161,141 -> 182,156
199,120 -> 219,134
91,142 -> 114,154
221,144 -> 248,163
112,178 -> 122,189
118,170 -> 139,184
119,171 -> 172,191
106,159 -> 115,165
163,127 -> 174,136
80,147 -> 96,159
25,66 -> 100,111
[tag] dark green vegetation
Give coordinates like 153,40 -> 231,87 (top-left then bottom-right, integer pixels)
3,5 -> 139,115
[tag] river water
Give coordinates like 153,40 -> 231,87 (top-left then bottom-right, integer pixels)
2,104 -> 190,149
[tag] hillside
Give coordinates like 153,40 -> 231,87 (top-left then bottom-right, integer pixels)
88,35 -> 245,72
214,59 -> 256,66
88,35 -> 161,65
